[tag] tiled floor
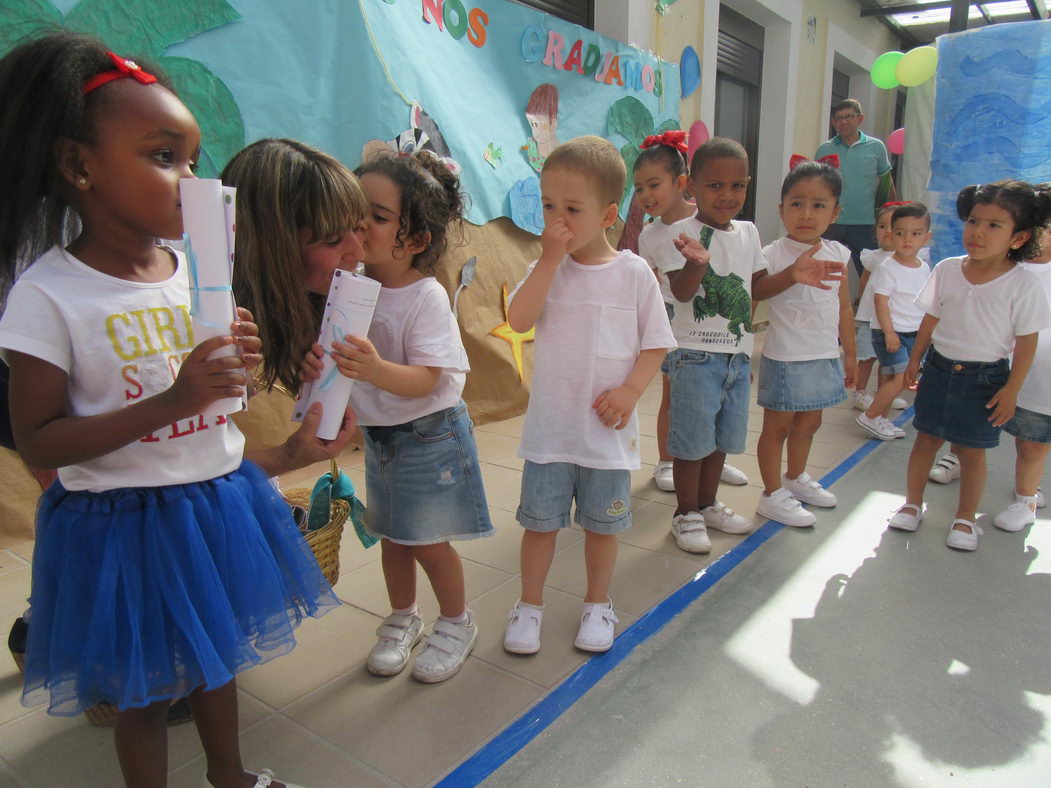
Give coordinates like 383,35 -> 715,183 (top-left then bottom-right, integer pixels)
0,355 -> 883,787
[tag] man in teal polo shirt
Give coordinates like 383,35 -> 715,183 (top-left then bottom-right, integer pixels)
817,99 -> 896,275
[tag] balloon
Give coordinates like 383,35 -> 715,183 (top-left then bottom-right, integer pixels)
896,45 -> 938,87
680,46 -> 700,98
687,120 -> 710,163
887,127 -> 905,156
870,51 -> 903,89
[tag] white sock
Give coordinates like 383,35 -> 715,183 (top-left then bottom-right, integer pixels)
439,610 -> 469,625
517,600 -> 544,611
392,603 -> 418,617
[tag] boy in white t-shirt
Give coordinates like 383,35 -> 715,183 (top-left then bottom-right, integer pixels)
857,203 -> 932,440
653,139 -> 848,553
504,136 -> 675,655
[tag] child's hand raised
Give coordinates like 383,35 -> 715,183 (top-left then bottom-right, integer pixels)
791,243 -> 847,290
592,385 -> 638,430
540,217 -> 573,263
332,334 -> 384,385
165,335 -> 247,418
673,234 -> 711,268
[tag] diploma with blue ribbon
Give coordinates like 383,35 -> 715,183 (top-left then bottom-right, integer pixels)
179,178 -> 247,417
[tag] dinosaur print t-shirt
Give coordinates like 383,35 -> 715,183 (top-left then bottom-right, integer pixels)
654,217 -> 767,357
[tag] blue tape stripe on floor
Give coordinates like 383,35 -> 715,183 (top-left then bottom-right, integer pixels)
437,405 -> 914,787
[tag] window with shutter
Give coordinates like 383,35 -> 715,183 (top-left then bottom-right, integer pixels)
509,0 -> 593,29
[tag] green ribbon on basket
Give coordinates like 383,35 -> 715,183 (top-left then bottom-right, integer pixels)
307,463 -> 376,548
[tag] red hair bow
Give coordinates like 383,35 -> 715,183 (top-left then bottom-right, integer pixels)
789,153 -> 840,170
83,52 -> 158,95
641,130 -> 688,154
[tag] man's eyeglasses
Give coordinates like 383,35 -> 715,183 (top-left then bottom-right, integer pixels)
833,114 -> 860,122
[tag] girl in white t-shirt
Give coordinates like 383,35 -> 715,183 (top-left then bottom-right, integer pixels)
755,160 -> 856,527
0,33 -> 334,787
634,132 -> 752,494
303,150 -> 493,683
891,181 -> 1051,551
995,217 -> 1051,531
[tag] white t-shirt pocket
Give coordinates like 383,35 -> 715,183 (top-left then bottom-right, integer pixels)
596,305 -> 638,360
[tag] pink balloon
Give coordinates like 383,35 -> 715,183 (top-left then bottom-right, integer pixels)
687,120 -> 710,163
887,127 -> 905,156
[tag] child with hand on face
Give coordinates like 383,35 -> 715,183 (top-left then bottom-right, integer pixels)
755,160 -> 856,528
856,203 -> 932,441
502,136 -> 675,655
652,140 -> 848,553
890,181 -> 1051,551
634,131 -> 749,494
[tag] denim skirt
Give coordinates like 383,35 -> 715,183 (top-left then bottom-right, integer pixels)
913,348 -> 1010,448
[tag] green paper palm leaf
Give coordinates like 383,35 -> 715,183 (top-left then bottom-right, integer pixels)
0,0 -> 61,51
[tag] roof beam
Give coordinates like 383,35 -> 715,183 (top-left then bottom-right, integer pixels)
949,0 -> 971,30
855,0 -> 923,48
1025,0 -> 1048,19
859,0 -> 1026,17
976,3 -> 995,24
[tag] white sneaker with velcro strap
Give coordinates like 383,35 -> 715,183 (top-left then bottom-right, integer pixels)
412,610 -> 478,683
366,612 -> 423,676
929,453 -> 961,484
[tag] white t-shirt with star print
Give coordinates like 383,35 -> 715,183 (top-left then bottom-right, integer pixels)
760,237 -> 850,362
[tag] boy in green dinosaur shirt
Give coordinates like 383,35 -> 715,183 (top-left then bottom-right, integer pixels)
654,138 -> 848,553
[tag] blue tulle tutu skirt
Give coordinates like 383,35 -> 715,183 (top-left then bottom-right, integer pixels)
22,461 -> 339,716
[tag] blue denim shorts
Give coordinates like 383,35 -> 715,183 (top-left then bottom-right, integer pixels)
362,402 -> 495,545
517,460 -> 632,534
758,356 -> 847,412
666,350 -> 750,460
872,329 -> 918,375
1004,405 -> 1051,444
913,349 -> 1010,449
855,320 -> 876,361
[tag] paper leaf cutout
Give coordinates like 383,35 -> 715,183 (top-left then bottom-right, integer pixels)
0,0 -> 62,51
483,143 -> 504,168
656,0 -> 680,14
619,142 -> 641,204
655,118 -> 680,135
608,96 -> 654,148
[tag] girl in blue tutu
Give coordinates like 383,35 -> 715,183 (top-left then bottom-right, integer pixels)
0,32 -> 336,787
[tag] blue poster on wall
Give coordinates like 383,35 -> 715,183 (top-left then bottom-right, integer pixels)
928,20 -> 1051,262
5,0 -> 679,231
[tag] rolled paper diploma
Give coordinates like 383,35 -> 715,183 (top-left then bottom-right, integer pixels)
293,270 -> 382,440
180,178 -> 246,417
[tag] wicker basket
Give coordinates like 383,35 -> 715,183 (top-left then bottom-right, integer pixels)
283,460 -> 350,588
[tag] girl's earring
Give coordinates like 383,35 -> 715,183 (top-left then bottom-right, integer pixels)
78,178 -> 88,186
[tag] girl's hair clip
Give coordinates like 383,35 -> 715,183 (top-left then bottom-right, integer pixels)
641,130 -> 688,154
881,201 -> 911,208
788,153 -> 840,170
83,51 -> 157,95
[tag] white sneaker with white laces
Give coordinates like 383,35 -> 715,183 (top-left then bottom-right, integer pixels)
720,463 -> 749,485
504,602 -> 543,654
857,413 -> 897,440
851,389 -> 874,411
756,488 -> 816,527
653,460 -> 675,492
700,501 -> 752,533
671,511 -> 711,553
890,397 -> 907,410
575,599 -> 619,652
929,453 -> 961,483
412,611 -> 478,683
994,494 -> 1039,532
366,612 -> 423,676
946,519 -> 981,551
782,472 -> 837,507
890,421 -> 906,439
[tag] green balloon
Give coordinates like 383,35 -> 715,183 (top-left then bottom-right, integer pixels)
896,46 -> 938,87
870,51 -> 903,89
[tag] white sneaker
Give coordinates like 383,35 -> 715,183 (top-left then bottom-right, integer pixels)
504,602 -> 543,654
671,511 -> 711,553
412,611 -> 477,683
782,472 -> 836,507
994,494 -> 1039,532
720,463 -> 749,485
203,768 -> 305,788
574,599 -> 619,652
946,519 -> 981,551
929,453 -> 961,483
890,421 -> 906,439
851,389 -> 874,411
756,488 -> 816,527
888,503 -> 924,532
1037,487 -> 1046,508
366,612 -> 423,676
890,397 -> 907,410
653,461 -> 675,492
857,413 -> 897,441
700,501 -> 752,534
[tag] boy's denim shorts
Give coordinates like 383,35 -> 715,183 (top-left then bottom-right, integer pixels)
666,349 -> 750,460
855,320 -> 876,361
757,356 -> 847,412
362,401 -> 495,545
872,329 -> 918,375
1004,405 -> 1051,445
517,460 -> 632,535
913,349 -> 1010,449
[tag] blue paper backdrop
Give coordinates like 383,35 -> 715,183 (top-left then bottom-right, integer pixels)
928,21 -> 1051,262
157,0 -> 679,226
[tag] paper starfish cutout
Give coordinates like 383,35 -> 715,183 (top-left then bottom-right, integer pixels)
489,282 -> 534,381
